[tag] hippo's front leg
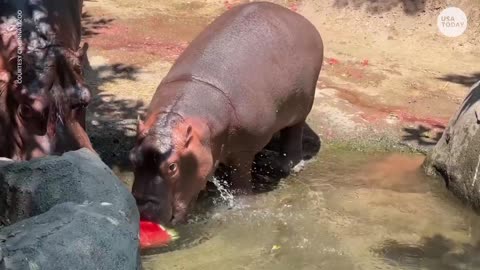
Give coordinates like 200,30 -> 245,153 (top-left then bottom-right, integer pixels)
228,153 -> 255,195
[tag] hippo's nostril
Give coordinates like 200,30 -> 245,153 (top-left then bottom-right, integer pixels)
133,194 -> 161,206
170,214 -> 176,225
132,193 -> 146,205
135,197 -> 147,206
140,211 -> 155,222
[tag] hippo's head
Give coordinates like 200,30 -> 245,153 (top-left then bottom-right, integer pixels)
1,30 -> 93,159
130,114 -> 214,225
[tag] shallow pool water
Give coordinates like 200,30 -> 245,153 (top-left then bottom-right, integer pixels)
130,149 -> 480,270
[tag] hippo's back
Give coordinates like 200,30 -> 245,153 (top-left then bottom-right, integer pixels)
163,2 -> 323,130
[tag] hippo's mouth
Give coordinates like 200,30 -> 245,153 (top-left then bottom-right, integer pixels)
139,211 -> 175,225
135,194 -> 195,226
136,198 -> 173,224
136,198 -> 192,226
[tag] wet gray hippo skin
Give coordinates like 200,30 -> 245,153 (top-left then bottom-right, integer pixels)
130,2 -> 323,225
0,0 -> 93,160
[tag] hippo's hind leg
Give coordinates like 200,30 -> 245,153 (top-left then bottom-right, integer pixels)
278,121 -> 305,175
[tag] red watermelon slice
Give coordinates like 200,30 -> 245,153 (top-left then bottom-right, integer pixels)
139,220 -> 178,249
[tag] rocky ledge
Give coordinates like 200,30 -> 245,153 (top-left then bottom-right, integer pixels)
0,149 -> 140,270
424,80 -> 480,211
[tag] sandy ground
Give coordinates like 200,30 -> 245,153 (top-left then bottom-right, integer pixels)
80,0 -> 480,173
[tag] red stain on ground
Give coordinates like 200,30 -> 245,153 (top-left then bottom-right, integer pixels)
327,58 -> 340,65
345,67 -> 364,80
83,13 -> 210,63
318,82 -> 448,128
290,2 -> 298,12
323,58 -> 386,86
86,24 -> 189,61
392,111 -> 447,128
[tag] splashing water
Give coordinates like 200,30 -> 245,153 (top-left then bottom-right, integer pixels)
211,176 -> 235,208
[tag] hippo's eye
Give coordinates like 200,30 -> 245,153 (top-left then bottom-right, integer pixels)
168,163 -> 177,174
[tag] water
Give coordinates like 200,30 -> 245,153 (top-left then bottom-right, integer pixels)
211,176 -> 236,209
129,149 -> 480,270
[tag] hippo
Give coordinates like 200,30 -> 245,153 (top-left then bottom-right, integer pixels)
0,0 -> 93,160
130,2 -> 323,225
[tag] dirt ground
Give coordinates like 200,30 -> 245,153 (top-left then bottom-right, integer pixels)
80,0 -> 480,174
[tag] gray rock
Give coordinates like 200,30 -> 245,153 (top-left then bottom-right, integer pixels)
424,80 -> 480,209
0,149 -> 140,270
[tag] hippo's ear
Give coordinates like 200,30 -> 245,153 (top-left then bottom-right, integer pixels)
78,42 -> 89,61
137,115 -> 146,137
72,42 -> 89,68
185,125 -> 193,148
0,59 -> 8,83
0,70 -> 9,85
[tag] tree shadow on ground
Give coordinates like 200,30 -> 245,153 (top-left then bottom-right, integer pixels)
402,124 -> 444,146
81,7 -> 143,172
333,0 -> 427,15
84,62 -> 144,172
81,0 -> 114,38
372,234 -> 480,270
437,73 -> 480,88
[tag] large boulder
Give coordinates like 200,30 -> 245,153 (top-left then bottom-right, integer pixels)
424,80 -> 480,209
0,149 -> 140,270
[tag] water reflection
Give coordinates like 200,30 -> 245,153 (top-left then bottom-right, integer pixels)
374,234 -> 480,270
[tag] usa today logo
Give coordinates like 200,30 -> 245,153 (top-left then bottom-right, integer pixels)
437,7 -> 468,37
